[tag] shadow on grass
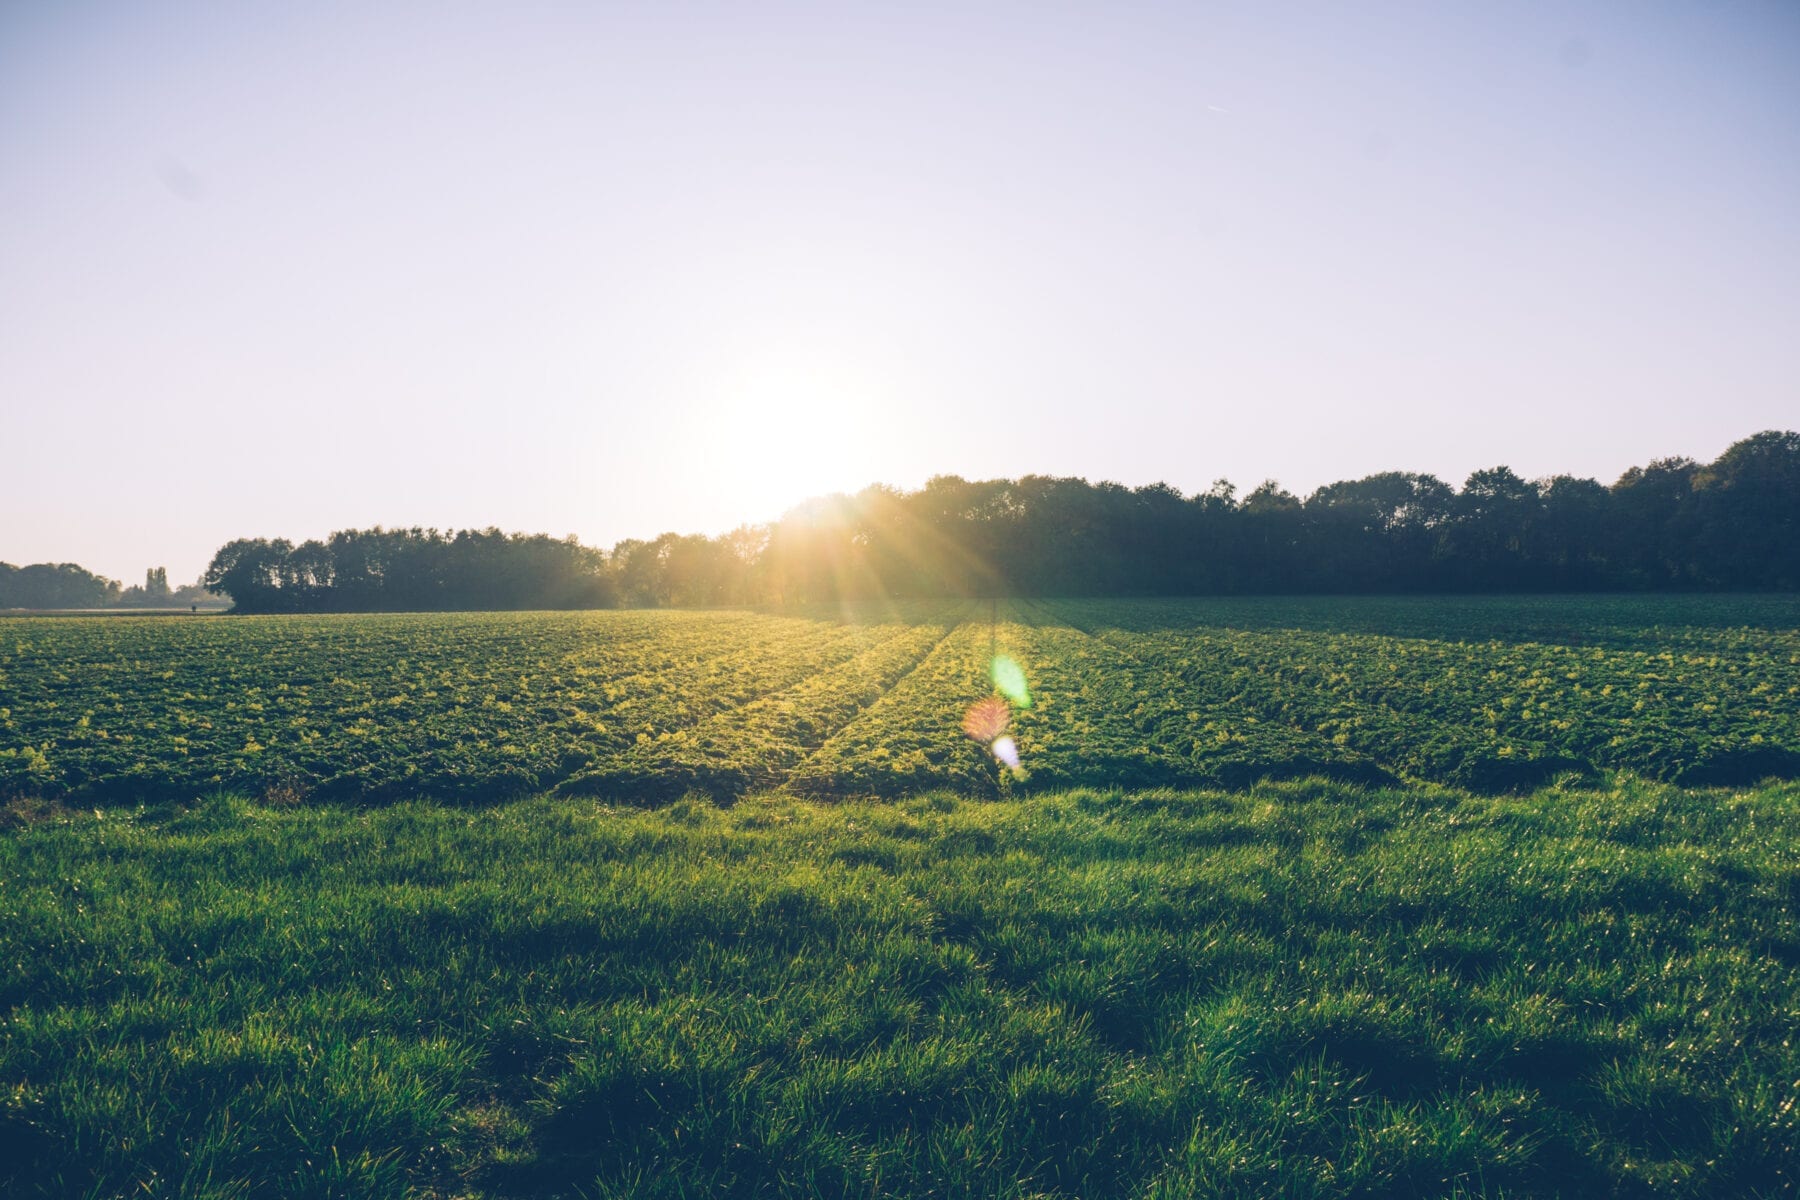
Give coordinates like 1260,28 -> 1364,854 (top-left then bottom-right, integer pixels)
1676,745 -> 1800,787
0,1111 -> 61,1196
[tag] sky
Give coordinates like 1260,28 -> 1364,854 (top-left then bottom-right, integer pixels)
3,1 -> 1797,586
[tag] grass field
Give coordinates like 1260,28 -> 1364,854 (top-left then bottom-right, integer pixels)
3,596 -> 1799,1198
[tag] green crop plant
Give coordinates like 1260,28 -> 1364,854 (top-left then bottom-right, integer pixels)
3,597 -> 1798,803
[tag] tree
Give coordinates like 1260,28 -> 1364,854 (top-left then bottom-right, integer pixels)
1691,431 -> 1800,588
1531,475 -> 1612,588
1240,481 -> 1304,590
0,562 -> 120,609
1609,457 -> 1698,587
612,536 -> 674,607
203,539 -> 294,611
1450,467 -> 1542,589
1306,472 -> 1454,590
189,430 -> 1799,608
282,541 -> 336,608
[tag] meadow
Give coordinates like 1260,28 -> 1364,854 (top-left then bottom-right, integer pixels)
3,596 -> 1799,1198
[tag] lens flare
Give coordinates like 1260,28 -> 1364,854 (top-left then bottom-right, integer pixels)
963,639 -> 1030,776
962,694 -> 1024,777
991,655 -> 1030,708
961,695 -> 1010,743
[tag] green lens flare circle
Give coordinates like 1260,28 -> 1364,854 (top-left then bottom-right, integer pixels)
991,655 -> 1030,708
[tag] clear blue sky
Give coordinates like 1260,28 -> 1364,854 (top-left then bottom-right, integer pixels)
4,0 -> 1796,586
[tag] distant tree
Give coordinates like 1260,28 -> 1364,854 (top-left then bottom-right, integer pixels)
169,577 -> 220,607
851,483 -> 937,597
1690,431 -> 1800,588
907,476 -> 1013,596
611,536 -> 672,607
281,540 -> 336,608
202,527 -> 618,612
716,525 -> 773,604
204,539 -> 294,611
664,534 -> 736,607
1186,480 -> 1244,591
193,429 -> 1798,609
1306,472 -> 1454,590
1450,467 -> 1542,589
763,499 -> 861,605
119,568 -> 165,607
1531,475 -> 1612,588
1240,481 -> 1304,590
1121,482 -> 1191,594
1609,457 -> 1699,587
1003,476 -> 1110,595
0,562 -> 121,609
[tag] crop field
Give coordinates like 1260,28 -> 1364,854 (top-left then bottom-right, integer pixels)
3,595 -> 1799,1199
4,595 -> 1798,804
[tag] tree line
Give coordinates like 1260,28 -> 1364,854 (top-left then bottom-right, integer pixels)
0,562 -> 120,609
0,564 -> 220,610
203,529 -> 617,613
196,429 -> 1799,612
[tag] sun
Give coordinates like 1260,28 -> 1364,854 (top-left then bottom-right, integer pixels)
702,349 -> 890,518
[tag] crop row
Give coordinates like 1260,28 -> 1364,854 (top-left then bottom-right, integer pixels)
0,609 -> 961,802
996,610 -> 1386,791
1050,599 -> 1800,789
787,620 -> 1000,796
2,597 -> 1796,803
559,615 -> 960,801
1067,594 -> 1800,655
785,605 -> 1388,796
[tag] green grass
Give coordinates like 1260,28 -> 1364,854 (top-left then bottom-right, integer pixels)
5,776 -> 1798,1198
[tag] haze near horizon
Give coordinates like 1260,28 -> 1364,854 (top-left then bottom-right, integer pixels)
3,1 -> 1797,586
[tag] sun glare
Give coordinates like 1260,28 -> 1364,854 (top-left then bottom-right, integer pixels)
704,350 -> 888,518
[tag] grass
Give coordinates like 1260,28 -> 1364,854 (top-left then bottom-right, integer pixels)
4,775 -> 1798,1198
